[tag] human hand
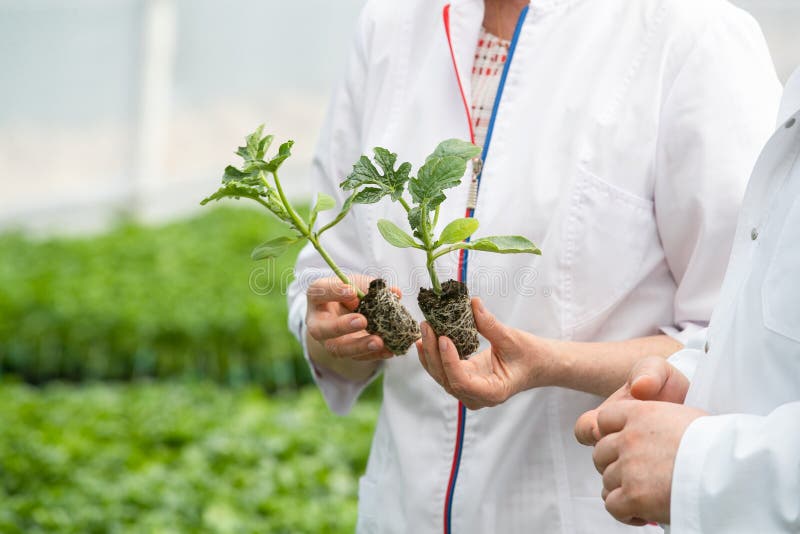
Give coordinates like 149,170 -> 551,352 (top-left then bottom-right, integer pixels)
305,275 -> 397,362
575,356 -> 690,446
592,400 -> 706,525
416,298 -> 555,409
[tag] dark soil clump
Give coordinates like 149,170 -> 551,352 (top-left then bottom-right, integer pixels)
418,279 -> 479,359
356,279 -> 421,354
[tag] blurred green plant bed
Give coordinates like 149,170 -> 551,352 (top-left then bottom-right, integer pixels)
0,207 -> 311,388
0,380 -> 379,534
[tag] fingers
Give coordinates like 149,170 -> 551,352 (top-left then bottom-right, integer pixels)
602,459 -> 622,495
307,313 -> 367,342
628,356 -> 670,400
592,432 -> 620,474
574,408 -> 601,446
604,488 -> 648,526
439,336 -> 469,393
325,331 -> 393,360
472,298 -> 512,346
418,322 -> 447,388
307,278 -> 360,308
596,401 -> 632,438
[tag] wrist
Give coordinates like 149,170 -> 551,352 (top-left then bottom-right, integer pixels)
520,332 -> 565,390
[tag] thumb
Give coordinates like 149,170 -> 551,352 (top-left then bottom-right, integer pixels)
472,298 -> 512,346
628,356 -> 670,401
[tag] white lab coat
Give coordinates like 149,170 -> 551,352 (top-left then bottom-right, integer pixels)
669,68 -> 800,533
287,0 -> 781,532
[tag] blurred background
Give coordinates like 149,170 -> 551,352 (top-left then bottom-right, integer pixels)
0,0 -> 797,532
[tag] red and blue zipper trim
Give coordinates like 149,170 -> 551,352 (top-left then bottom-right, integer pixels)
442,4 -> 529,533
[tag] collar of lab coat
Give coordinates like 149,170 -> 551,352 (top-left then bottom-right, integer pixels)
778,66 -> 800,125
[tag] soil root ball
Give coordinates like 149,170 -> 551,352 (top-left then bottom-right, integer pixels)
417,280 -> 479,359
356,279 -> 421,354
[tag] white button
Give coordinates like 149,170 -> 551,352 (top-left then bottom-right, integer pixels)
751,228 -> 759,241
787,117 -> 797,129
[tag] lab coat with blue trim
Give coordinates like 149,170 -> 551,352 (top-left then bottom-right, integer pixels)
667,67 -> 800,533
286,0 -> 781,532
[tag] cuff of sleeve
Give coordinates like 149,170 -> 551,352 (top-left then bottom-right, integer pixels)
300,321 -> 383,416
660,323 -> 708,350
671,415 -> 733,532
667,348 -> 703,382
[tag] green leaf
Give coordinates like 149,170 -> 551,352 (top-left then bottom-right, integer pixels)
427,138 -> 481,161
341,156 -> 382,191
265,140 -> 294,172
251,236 -> 300,260
467,235 -> 542,255
407,207 -> 423,240
235,125 -> 266,163
438,218 -> 479,245
200,182 -> 265,205
340,148 -> 412,202
308,193 -> 336,229
312,193 -> 336,213
352,187 -> 384,204
377,219 -> 418,249
409,156 -> 469,209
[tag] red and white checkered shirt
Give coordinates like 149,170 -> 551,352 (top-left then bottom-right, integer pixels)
471,27 -> 510,148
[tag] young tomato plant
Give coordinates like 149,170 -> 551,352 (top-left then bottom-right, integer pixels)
201,125 -> 420,354
341,139 -> 541,358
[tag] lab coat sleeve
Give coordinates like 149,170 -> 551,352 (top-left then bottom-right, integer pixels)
671,402 -> 800,532
654,12 -> 782,346
666,347 -> 702,383
286,4 -> 382,415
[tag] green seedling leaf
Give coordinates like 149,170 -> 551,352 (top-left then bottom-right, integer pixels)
377,219 -> 418,249
265,140 -> 294,172
309,193 -> 336,229
251,236 -> 300,260
467,235 -> 542,255
313,193 -> 336,213
201,181 -> 265,205
409,156 -> 470,210
438,218 -> 479,245
407,207 -> 423,239
427,138 -> 482,161
341,148 -> 412,203
236,125 -> 274,163
353,187 -> 384,204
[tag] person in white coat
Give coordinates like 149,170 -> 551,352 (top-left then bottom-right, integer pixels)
286,0 -> 781,531
573,68 -> 800,532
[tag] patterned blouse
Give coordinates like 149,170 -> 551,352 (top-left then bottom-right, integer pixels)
471,27 -> 510,148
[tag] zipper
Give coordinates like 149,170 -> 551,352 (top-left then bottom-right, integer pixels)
442,4 -> 529,533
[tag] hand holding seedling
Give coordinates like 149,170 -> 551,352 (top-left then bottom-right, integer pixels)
201,126 -> 420,357
305,274 -> 402,362
417,298 -> 559,409
341,139 -> 541,358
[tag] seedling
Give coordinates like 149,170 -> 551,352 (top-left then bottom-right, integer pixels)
341,139 -> 541,358
201,126 -> 420,354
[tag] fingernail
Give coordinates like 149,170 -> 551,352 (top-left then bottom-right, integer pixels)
368,341 -> 380,351
350,317 -> 363,328
421,324 -> 428,340
439,336 -> 447,353
476,299 -> 486,314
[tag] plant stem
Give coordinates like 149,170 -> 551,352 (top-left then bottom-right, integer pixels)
433,206 -> 440,229
419,204 -> 442,294
269,172 -> 363,299
271,171 -> 309,235
398,197 -> 412,213
309,235 -> 365,299
426,250 -> 442,294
